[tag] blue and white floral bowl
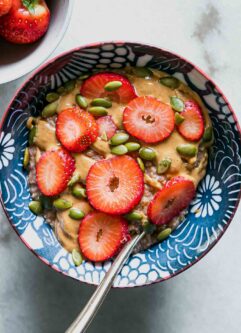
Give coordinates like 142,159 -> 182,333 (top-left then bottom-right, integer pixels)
1,42 -> 241,287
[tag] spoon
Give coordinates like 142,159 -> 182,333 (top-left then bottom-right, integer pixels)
65,231 -> 145,333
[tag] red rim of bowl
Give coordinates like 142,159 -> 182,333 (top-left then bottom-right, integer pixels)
0,40 -> 241,288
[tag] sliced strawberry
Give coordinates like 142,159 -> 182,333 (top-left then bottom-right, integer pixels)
80,72 -> 137,104
147,176 -> 195,225
36,148 -> 75,196
79,212 -> 129,262
96,115 -> 117,140
177,100 -> 204,141
86,156 -> 144,214
56,108 -> 98,153
123,96 -> 175,143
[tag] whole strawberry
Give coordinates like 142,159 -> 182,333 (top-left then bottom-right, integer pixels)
0,0 -> 12,17
0,0 -> 50,44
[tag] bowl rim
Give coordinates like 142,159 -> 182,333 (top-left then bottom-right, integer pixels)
0,0 -> 75,84
1,40 -> 241,288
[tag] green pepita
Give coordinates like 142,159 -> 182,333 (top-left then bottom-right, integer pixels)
137,157 -> 145,172
203,126 -> 213,142
29,126 -> 36,145
111,144 -> 128,155
23,147 -> 30,169
75,94 -> 88,109
88,106 -> 108,117
29,201 -> 43,215
39,196 -> 52,210
176,144 -> 197,157
157,158 -> 172,174
132,67 -> 152,78
69,208 -> 85,220
101,131 -> 108,141
57,86 -> 67,96
175,112 -> 185,125
170,96 -> 184,112
53,198 -> 72,210
72,184 -> 87,199
42,101 -> 58,118
139,147 -> 156,160
125,211 -> 143,221
159,76 -> 180,89
78,74 -> 90,80
104,81 -> 122,91
72,249 -> 83,266
143,222 -> 156,234
91,98 -> 112,108
68,173 -> 80,187
64,80 -> 76,93
125,142 -> 141,152
46,92 -> 59,103
157,228 -> 172,241
110,132 -> 129,146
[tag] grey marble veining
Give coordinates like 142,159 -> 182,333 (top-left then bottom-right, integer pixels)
0,1 -> 241,332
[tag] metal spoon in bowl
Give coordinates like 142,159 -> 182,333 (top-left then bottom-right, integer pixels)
65,231 -> 145,333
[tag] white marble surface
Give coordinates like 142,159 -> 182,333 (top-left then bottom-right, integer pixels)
0,1 -> 241,332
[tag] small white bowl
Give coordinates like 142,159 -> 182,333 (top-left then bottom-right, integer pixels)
0,0 -> 74,84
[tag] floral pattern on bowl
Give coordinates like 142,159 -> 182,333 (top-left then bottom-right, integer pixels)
0,42 -> 241,288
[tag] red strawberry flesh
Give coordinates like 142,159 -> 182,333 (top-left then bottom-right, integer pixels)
147,176 -> 195,225
86,156 -> 144,214
177,100 -> 204,141
56,108 -> 98,153
36,148 -> 75,196
80,72 -> 137,104
96,115 -> 117,140
123,96 -> 175,143
79,212 -> 129,262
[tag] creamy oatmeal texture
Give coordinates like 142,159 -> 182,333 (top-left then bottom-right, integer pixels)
28,68 -> 211,254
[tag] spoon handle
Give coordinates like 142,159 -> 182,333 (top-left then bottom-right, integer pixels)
65,231 -> 145,333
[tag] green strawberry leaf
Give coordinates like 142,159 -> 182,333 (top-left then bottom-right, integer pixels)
22,0 -> 38,14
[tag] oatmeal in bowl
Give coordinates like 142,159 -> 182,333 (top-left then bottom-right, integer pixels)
25,67 -> 213,264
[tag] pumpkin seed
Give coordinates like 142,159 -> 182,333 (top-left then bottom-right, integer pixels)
23,148 -> 30,169
88,106 -> 108,116
46,92 -> 59,103
137,157 -> 145,172
132,67 -> 152,78
72,249 -> 83,266
203,126 -> 213,142
29,201 -> 43,215
39,196 -> 52,210
176,144 -> 197,157
64,80 -> 76,93
53,198 -> 72,210
157,158 -> 171,174
175,112 -> 185,125
42,101 -> 58,118
72,184 -> 86,199
69,208 -> 85,220
170,96 -> 184,112
139,147 -> 156,160
91,98 -> 112,108
29,126 -> 36,145
157,228 -> 172,241
104,81 -> 122,91
75,94 -> 88,109
111,144 -> 128,155
143,221 -> 156,234
68,173 -> 80,187
101,131 -> 108,141
110,132 -> 129,145
125,142 -> 141,152
159,76 -> 180,89
26,116 -> 36,129
78,74 -> 90,80
124,211 -> 142,221
57,86 -> 67,95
